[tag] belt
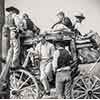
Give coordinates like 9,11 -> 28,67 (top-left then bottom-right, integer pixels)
56,66 -> 71,72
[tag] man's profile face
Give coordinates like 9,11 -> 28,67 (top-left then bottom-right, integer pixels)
76,17 -> 83,23
9,11 -> 13,15
57,14 -> 64,21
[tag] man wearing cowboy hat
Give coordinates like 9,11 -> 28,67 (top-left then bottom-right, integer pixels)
72,11 -> 85,36
2,6 -> 20,60
5,6 -> 23,30
35,31 -> 55,96
52,39 -> 72,99
5,6 -> 21,67
0,7 -> 21,84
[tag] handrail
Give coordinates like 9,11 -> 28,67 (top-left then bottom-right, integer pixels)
88,56 -> 100,74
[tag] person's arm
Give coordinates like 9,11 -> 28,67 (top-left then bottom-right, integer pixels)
53,24 -> 71,32
52,50 -> 60,72
50,45 -> 55,59
33,23 -> 40,35
35,43 -> 41,55
14,15 -> 24,32
22,19 -> 27,30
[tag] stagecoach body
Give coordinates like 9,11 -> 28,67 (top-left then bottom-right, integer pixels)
4,30 -> 100,99
43,31 -> 100,99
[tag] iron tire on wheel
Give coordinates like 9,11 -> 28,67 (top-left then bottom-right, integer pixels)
10,68 -> 39,99
72,75 -> 100,99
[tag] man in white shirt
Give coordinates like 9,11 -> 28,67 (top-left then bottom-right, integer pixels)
35,32 -> 55,95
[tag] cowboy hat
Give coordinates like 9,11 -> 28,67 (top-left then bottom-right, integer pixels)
57,11 -> 65,16
74,12 -> 85,19
6,6 -> 20,14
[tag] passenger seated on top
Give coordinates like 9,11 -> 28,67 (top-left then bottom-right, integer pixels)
51,11 -> 73,30
49,11 -> 72,34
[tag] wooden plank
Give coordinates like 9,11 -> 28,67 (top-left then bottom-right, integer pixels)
0,0 -> 5,73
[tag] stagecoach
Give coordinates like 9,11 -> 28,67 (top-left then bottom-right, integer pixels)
1,30 -> 100,99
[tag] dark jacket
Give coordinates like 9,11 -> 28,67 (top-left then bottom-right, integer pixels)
57,49 -> 72,69
25,18 -> 40,35
51,17 -> 73,29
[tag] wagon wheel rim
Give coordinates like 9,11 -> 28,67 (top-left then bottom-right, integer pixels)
10,69 -> 39,99
72,75 -> 100,99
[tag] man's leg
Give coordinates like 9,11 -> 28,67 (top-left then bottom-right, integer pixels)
41,77 -> 50,94
70,39 -> 77,61
45,62 -> 53,82
40,62 -> 50,94
12,39 -> 20,68
56,72 -> 64,99
0,48 -> 13,81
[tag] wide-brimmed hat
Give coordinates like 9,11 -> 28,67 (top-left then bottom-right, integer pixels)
74,12 -> 85,19
6,6 -> 20,14
57,11 -> 65,16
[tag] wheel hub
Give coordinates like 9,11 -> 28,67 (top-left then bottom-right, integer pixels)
87,90 -> 93,96
11,89 -> 20,96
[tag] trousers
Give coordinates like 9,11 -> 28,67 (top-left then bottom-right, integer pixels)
56,70 -> 71,99
40,60 -> 53,92
0,38 -> 20,81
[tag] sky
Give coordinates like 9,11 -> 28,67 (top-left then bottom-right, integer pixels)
5,0 -> 100,34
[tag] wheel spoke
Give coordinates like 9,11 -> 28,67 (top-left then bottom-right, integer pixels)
81,78 -> 88,89
92,79 -> 98,89
72,90 -> 85,98
18,72 -> 23,87
31,88 -> 37,98
76,82 -> 86,91
73,90 -> 85,93
76,93 -> 86,99
13,73 -> 17,88
18,76 -> 30,90
88,77 -> 93,89
32,88 -> 37,94
10,69 -> 39,99
92,94 -> 100,99
84,95 -> 88,99
19,84 -> 36,91
93,86 -> 100,91
93,91 -> 100,94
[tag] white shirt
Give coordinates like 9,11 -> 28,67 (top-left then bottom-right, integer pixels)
12,14 -> 23,30
35,42 -> 55,61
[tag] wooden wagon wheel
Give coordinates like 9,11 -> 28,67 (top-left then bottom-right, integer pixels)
72,75 -> 100,99
10,69 -> 40,99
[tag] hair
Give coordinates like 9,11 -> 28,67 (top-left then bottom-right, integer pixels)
57,11 -> 65,17
23,13 -> 29,19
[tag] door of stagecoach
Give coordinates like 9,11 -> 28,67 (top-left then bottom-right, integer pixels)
75,36 -> 100,78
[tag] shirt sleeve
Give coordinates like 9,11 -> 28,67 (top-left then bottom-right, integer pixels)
35,43 -> 40,54
52,50 -> 60,72
22,19 -> 27,30
14,16 -> 23,31
53,24 -> 70,32
50,44 -> 55,57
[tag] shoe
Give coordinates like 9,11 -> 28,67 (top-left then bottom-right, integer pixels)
42,91 -> 50,99
45,91 -> 50,96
